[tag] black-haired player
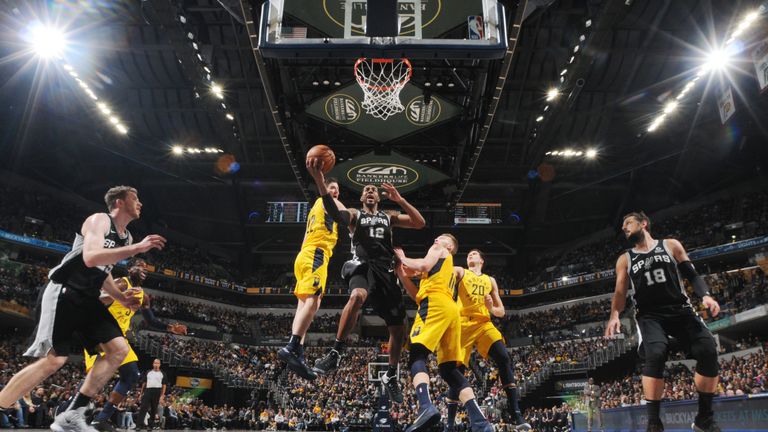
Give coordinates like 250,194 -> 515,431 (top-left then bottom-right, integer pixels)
605,211 -> 721,432
313,182 -> 425,403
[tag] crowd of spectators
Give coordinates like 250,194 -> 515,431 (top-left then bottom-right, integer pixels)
699,267 -> 767,321
600,343 -> 768,408
0,263 -> 46,310
151,296 -> 253,336
255,312 -> 343,339
520,191 -> 768,286
504,299 -> 611,340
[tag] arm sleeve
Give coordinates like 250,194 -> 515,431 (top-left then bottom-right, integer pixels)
140,307 -> 168,330
677,261 -> 711,298
321,194 -> 350,225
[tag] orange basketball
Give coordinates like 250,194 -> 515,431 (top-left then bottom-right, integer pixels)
306,144 -> 336,173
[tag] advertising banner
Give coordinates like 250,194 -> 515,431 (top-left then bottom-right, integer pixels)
329,150 -> 449,194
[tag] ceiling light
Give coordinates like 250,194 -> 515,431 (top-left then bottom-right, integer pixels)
334,80 -> 341,86
312,79 -> 319,86
179,15 -> 187,24
108,116 -> 119,124
187,32 -> 194,40
322,79 -> 330,85
546,88 -> 559,101
569,56 -> 575,64
560,68 -> 568,76
29,24 -> 66,58
702,49 -> 731,72
115,124 -> 128,134
663,101 -> 678,114
544,105 -> 549,111
536,115 -> 544,122
63,64 -> 73,71
586,148 -> 597,159
585,19 -> 592,27
203,66 -> 211,73
226,113 -> 234,120
172,145 -> 184,155
579,34 -> 586,41
573,45 -> 580,53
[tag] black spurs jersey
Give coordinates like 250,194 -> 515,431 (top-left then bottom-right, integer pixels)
49,214 -> 132,298
351,208 -> 394,266
626,239 -> 692,315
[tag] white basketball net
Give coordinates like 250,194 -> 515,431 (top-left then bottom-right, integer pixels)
354,58 -> 412,120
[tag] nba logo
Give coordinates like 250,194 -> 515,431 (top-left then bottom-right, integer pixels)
468,15 -> 484,40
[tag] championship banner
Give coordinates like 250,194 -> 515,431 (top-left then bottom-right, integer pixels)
717,86 -> 735,124
752,37 -> 768,92
305,83 -> 462,142
328,150 -> 450,194
283,0 -> 484,39
175,376 -> 213,390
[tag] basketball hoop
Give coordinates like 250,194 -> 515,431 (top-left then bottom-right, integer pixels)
354,58 -> 412,120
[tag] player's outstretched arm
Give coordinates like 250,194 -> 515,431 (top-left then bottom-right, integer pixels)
381,183 -> 425,229
101,274 -> 141,310
395,264 -> 420,301
667,239 -> 720,317
486,277 -> 506,317
82,213 -> 166,267
605,254 -> 629,337
393,244 -> 442,273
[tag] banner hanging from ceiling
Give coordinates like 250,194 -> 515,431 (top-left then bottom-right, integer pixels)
305,83 -> 462,142
752,37 -> 768,93
328,150 -> 450,194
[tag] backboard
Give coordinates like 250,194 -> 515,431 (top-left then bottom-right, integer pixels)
255,0 -> 507,59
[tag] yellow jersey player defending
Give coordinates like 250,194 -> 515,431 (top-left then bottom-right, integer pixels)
446,249 -> 530,431
394,235 -> 493,432
84,258 -> 186,432
278,158 -> 345,380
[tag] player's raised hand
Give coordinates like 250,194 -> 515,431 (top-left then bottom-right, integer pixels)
393,246 -> 406,261
702,296 -> 720,318
118,291 -> 142,312
381,183 -> 403,203
604,316 -> 622,337
134,234 -> 166,253
306,158 -> 325,180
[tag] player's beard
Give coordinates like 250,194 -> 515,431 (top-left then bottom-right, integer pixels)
627,229 -> 644,244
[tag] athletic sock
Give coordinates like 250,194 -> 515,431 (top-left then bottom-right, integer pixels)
464,398 -> 488,426
287,334 -> 301,352
95,402 -> 117,421
386,365 -> 398,379
415,383 -> 432,411
646,399 -> 661,423
333,339 -> 346,354
697,392 -> 714,420
69,392 -> 92,411
504,385 -> 520,415
446,400 -> 459,428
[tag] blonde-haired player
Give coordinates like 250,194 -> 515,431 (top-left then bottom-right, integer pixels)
394,235 -> 493,432
446,249 -> 530,431
85,258 -> 186,432
278,158 -> 345,380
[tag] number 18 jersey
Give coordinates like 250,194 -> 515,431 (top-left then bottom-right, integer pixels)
627,239 -> 692,316
458,270 -> 492,322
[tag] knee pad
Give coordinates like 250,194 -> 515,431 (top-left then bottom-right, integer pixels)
438,362 -> 469,392
690,339 -> 719,377
115,362 -> 141,395
487,341 -> 514,385
642,341 -> 668,379
409,343 -> 430,377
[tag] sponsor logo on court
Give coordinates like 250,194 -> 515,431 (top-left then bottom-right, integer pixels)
346,163 -> 419,188
325,94 -> 361,124
190,378 -> 200,387
322,0 -> 442,36
406,96 -> 441,125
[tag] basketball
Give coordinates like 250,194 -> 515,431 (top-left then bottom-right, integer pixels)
306,144 -> 335,173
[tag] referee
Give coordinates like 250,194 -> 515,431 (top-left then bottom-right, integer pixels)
137,359 -> 167,431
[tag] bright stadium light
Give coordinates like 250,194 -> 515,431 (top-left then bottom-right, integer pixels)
29,24 -> 66,58
536,115 -> 544,122
663,101 -> 678,114
546,88 -> 560,101
172,145 -> 184,155
702,49 -> 731,72
586,148 -> 597,159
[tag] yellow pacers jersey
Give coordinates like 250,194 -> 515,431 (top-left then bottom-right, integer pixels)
417,253 -> 455,303
108,277 -> 144,336
301,198 -> 338,255
458,271 -> 493,322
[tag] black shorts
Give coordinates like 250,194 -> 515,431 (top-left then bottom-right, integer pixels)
636,309 -> 714,360
25,281 -> 124,357
342,260 -> 405,326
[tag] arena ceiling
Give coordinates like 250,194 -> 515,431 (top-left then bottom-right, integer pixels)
0,0 -> 766,261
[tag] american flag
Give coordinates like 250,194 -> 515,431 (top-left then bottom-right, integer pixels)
281,27 -> 308,39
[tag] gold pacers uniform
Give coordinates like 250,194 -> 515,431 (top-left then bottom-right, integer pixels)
457,270 -> 504,366
84,277 -> 143,372
409,253 -> 463,364
293,197 -> 338,297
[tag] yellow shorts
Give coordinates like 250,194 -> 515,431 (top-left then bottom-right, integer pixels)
84,343 -> 138,373
460,318 -> 504,366
410,294 -> 463,364
293,247 -> 329,298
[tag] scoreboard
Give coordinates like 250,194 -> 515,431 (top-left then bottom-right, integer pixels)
266,202 -> 309,223
454,203 -> 503,225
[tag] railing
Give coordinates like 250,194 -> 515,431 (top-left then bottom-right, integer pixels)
134,333 -> 271,390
